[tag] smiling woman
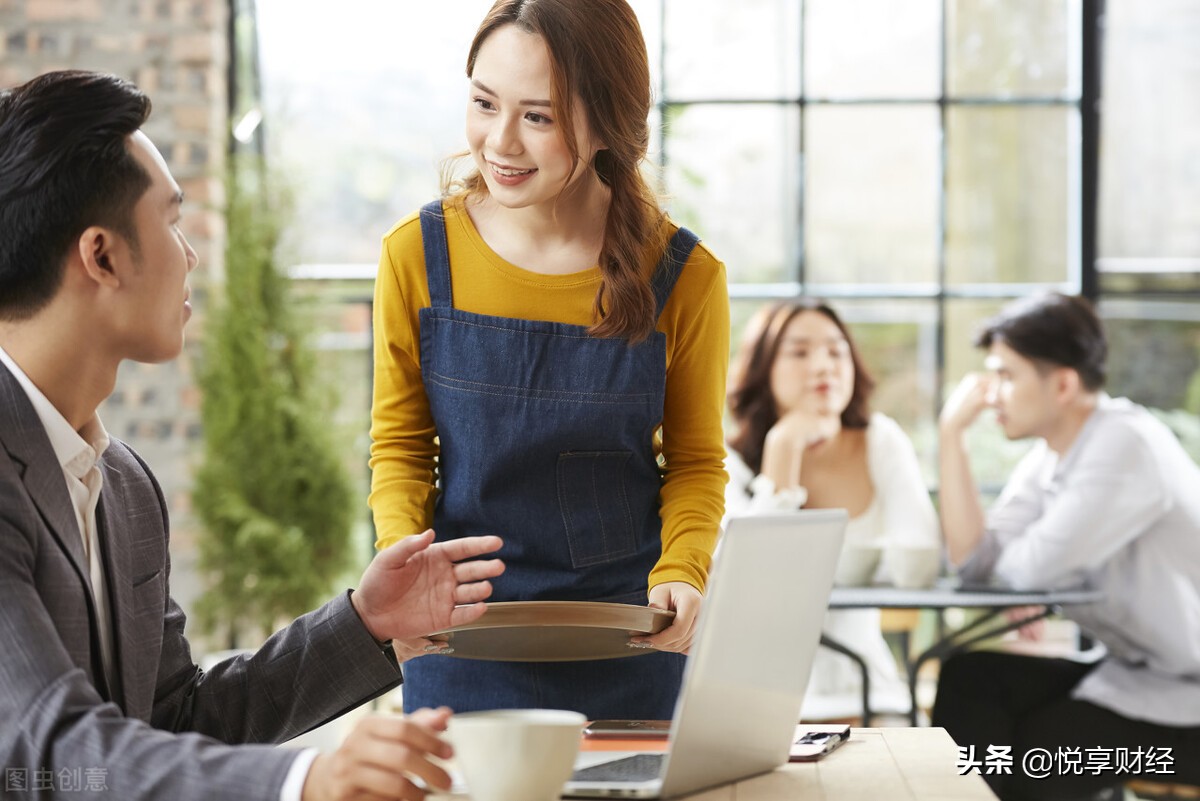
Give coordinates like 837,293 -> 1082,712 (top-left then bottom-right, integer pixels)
366,0 -> 730,721
461,25 -> 608,273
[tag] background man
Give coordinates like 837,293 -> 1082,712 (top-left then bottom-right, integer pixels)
934,292 -> 1200,800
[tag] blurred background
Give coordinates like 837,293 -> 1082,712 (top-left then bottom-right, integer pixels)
2,0 -> 1197,650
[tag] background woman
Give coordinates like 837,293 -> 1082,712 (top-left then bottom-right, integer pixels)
368,0 -> 729,719
726,299 -> 940,719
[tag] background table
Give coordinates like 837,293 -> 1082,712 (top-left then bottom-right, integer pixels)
825,583 -> 1104,725
429,727 -> 997,800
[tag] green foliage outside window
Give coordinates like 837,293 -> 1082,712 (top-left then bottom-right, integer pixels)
193,158 -> 355,646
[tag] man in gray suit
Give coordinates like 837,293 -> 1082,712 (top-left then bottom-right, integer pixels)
0,71 -> 505,800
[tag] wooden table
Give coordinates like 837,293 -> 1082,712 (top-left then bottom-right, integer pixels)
430,727 -> 997,800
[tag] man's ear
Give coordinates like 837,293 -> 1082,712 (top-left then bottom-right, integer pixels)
75,226 -> 124,289
1055,366 -> 1082,403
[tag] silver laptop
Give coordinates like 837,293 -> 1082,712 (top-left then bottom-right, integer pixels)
563,509 -> 848,799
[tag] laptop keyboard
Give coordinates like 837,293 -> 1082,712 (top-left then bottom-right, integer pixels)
571,753 -> 666,783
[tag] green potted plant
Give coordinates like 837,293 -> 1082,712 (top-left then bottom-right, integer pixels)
193,158 -> 355,647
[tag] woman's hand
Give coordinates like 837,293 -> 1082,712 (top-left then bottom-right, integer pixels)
767,408 -> 841,450
629,582 -> 703,654
760,410 -> 841,492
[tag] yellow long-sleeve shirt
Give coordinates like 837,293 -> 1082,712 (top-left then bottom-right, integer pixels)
368,195 -> 730,591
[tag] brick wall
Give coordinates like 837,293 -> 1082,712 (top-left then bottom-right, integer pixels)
1,0 -> 229,626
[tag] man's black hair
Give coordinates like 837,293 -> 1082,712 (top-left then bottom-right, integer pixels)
0,70 -> 152,319
976,292 -> 1108,391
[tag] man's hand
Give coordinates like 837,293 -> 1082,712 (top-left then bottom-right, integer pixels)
629,582 -> 703,654
1005,606 -> 1047,641
939,374 -> 993,565
940,373 -> 993,436
351,530 -> 504,642
301,708 -> 453,801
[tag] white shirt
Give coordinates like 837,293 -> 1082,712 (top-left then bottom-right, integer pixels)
0,345 -> 316,801
725,412 -> 942,716
960,395 -> 1200,726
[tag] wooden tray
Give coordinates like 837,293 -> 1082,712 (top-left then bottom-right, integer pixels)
427,601 -> 675,662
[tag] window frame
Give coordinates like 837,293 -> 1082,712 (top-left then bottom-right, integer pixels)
652,0 -> 1104,422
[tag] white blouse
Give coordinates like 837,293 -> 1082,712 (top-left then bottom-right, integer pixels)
724,412 -> 941,718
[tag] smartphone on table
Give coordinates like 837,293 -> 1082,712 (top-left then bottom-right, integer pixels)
789,724 -> 850,761
583,720 -> 672,739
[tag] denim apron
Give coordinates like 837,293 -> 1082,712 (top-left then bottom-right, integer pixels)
401,200 -> 697,719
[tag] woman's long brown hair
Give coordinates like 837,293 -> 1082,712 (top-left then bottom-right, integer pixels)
446,0 -> 668,343
727,300 -> 876,473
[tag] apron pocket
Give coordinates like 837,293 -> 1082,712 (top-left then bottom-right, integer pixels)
557,451 -> 637,568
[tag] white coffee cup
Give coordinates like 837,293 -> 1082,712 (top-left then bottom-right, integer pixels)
448,709 -> 586,801
833,545 -> 882,587
888,545 -> 942,589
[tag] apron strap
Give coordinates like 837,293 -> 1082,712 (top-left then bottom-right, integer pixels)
652,227 -> 699,320
419,199 -> 453,309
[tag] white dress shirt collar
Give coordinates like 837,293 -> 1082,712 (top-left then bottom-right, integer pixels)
0,344 -> 110,469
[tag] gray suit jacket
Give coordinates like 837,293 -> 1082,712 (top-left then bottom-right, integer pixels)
0,362 -> 403,800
